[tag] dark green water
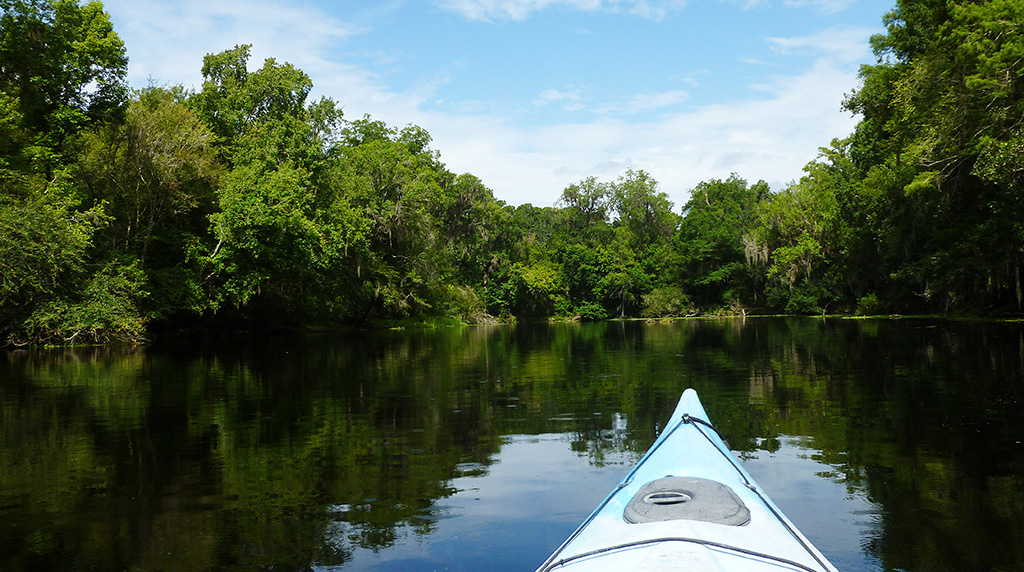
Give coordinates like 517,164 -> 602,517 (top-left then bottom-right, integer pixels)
2,318 -> 1024,571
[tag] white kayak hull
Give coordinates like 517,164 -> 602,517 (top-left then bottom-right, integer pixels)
536,389 -> 839,572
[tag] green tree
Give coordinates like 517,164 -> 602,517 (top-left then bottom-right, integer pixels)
190,46 -> 351,322
0,0 -> 127,168
0,180 -> 104,337
190,44 -> 316,162
608,169 -> 676,251
333,128 -> 445,321
332,115 -> 498,322
595,226 -> 649,318
0,0 -> 141,344
843,0 -> 1024,312
484,204 -> 560,316
747,175 -> 839,314
505,260 -> 565,317
557,176 -> 611,248
208,112 -> 350,320
810,141 -> 885,304
431,172 -> 505,317
79,88 -> 219,269
674,175 -> 768,309
554,177 -> 612,317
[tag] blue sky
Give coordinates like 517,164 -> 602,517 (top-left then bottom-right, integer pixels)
103,0 -> 895,208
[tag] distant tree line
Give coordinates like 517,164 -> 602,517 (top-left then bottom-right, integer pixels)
2,0 -> 1022,345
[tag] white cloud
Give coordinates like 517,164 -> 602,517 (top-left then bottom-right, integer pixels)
106,0 -> 359,90
106,0 -> 433,130
534,88 -> 585,111
722,0 -> 852,12
606,90 -> 689,114
435,0 -> 686,21
767,26 -> 876,64
534,89 -> 689,116
417,56 -> 860,208
436,0 -> 592,21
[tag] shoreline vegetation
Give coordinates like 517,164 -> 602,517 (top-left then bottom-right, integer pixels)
2,0 -> 1023,347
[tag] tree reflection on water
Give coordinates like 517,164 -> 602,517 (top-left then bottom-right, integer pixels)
1,318 -> 1023,571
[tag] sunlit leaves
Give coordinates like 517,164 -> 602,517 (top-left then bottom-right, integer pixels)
21,262 -> 148,344
194,45 -> 310,135
0,183 -> 104,337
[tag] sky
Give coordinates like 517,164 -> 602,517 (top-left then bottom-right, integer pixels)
102,0 -> 896,209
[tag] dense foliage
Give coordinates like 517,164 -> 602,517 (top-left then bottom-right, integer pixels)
2,0 -> 1022,344
814,0 -> 1024,314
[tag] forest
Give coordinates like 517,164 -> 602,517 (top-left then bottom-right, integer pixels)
1,0 -> 1022,345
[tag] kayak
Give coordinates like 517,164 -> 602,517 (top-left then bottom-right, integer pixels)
535,388 -> 839,572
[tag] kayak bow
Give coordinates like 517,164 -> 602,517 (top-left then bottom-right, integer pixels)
536,389 -> 839,572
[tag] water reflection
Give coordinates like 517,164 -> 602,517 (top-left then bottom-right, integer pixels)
1,319 -> 1023,571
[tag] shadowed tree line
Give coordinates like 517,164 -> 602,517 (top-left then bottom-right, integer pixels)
3,0 -> 1023,345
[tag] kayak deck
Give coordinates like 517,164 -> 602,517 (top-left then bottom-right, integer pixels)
536,389 -> 838,572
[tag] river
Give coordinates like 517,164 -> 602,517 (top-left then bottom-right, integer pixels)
2,318 -> 1023,571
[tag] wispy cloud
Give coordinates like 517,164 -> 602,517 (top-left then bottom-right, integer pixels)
767,25 -> 876,64
594,90 -> 689,114
105,0 -> 360,90
436,0 -> 596,21
624,90 -> 689,113
435,0 -> 687,21
534,88 -> 585,111
722,0 -> 854,12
